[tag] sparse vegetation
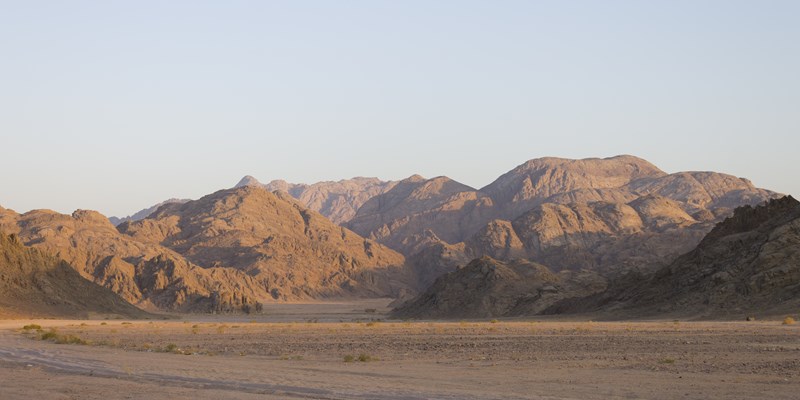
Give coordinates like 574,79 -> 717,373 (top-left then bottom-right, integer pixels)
37,329 -> 88,345
659,358 -> 676,364
782,317 -> 795,325
39,329 -> 58,341
343,353 -> 374,362
22,324 -> 42,331
490,319 -> 499,324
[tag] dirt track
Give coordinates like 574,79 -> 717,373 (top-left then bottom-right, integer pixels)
1,302 -> 799,399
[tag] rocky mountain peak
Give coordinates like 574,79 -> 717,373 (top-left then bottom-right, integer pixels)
235,175 -> 263,188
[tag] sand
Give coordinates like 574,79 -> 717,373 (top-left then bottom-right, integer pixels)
1,301 -> 799,399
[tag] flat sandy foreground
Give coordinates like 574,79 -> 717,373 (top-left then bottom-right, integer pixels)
1,300 -> 799,400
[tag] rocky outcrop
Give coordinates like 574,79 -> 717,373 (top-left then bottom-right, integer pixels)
0,208 -> 263,313
0,232 -> 150,318
120,186 -> 412,300
392,257 -> 606,319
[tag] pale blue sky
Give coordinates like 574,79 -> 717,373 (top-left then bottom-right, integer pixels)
1,1 -> 798,217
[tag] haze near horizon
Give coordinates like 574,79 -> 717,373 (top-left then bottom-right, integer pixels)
1,1 -> 798,217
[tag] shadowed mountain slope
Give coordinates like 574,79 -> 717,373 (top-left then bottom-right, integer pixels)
0,207 -> 263,313
546,196 -> 800,319
0,232 -> 150,318
392,257 -> 606,319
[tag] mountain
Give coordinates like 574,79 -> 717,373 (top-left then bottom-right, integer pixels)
119,185 -> 412,300
345,156 -> 778,290
348,156 -> 776,258
0,232 -> 149,318
481,155 -> 667,219
346,175 -> 494,253
392,257 -> 606,319
474,195 -> 712,273
546,196 -> 800,318
234,175 -> 397,224
109,198 -> 190,226
0,207 -> 263,313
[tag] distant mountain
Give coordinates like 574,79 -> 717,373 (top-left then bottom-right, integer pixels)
0,207 -> 263,313
234,175 -> 396,225
481,155 -> 666,219
109,198 -> 190,226
0,231 -> 149,318
547,196 -> 800,318
392,257 -> 606,319
347,175 -> 494,253
119,185 -> 413,300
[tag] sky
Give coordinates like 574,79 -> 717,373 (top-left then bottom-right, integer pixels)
1,1 -> 798,217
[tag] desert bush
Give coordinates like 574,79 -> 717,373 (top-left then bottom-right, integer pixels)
164,343 -> 178,353
783,317 -> 796,325
38,329 -> 88,345
659,358 -> 676,364
343,354 -> 355,362
39,329 -> 58,340
357,353 -> 373,362
55,334 -> 88,345
22,324 -> 42,331
490,319 -> 499,324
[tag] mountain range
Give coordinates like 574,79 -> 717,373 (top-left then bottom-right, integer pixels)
0,155 -> 789,318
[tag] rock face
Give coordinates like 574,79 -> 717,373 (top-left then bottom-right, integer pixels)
547,196 -> 800,318
0,232 -> 149,318
0,208 -> 263,313
119,186 -> 411,300
392,257 -> 606,319
236,175 -> 397,225
109,198 -> 190,226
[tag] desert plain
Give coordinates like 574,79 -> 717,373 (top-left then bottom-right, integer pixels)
1,300 -> 799,400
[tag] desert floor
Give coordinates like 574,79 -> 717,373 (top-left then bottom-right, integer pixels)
1,300 -> 799,400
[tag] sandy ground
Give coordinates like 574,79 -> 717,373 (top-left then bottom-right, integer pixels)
1,300 -> 799,399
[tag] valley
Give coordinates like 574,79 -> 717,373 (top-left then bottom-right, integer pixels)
1,303 -> 799,400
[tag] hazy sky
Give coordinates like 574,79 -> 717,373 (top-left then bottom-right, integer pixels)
1,1 -> 798,217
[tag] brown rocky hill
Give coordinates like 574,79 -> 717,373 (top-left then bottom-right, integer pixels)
478,195 -> 712,273
0,232 -> 149,318
546,196 -> 800,319
346,156 -> 776,260
119,185 -> 412,300
481,155 -> 667,219
109,198 -> 190,226
344,156 -> 777,290
236,175 -> 397,225
0,207 -> 262,313
346,175 -> 494,253
392,257 -> 606,319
